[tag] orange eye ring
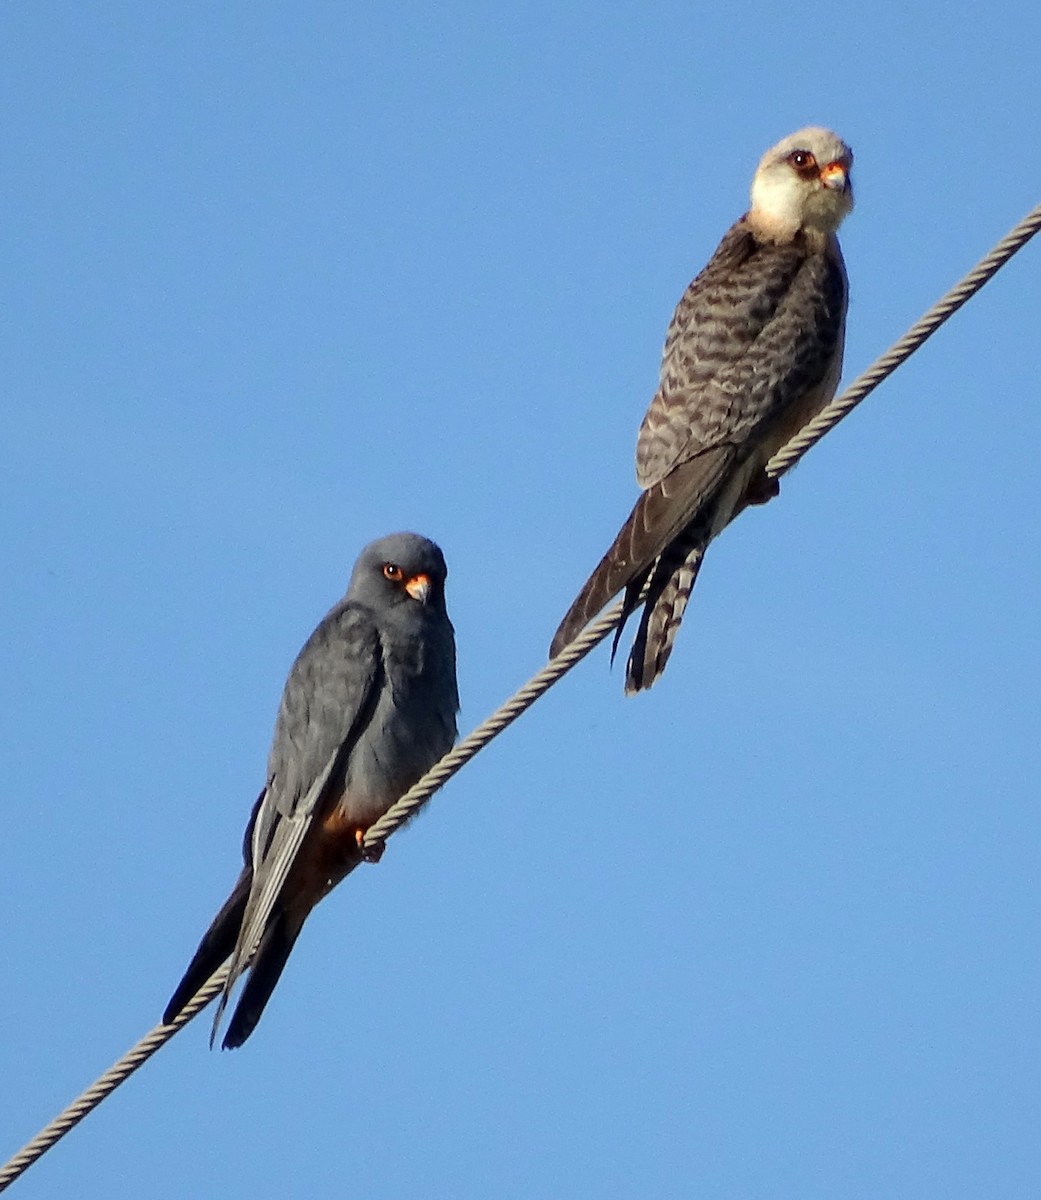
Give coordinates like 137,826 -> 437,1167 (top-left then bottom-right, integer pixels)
382,563 -> 404,582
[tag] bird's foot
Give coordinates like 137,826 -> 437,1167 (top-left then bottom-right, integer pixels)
744,469 -> 780,507
356,828 -> 385,864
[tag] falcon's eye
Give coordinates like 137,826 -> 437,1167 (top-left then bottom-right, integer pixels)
382,563 -> 404,582
787,150 -> 818,175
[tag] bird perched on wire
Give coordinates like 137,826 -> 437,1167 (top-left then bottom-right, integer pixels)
163,532 -> 459,1048
550,126 -> 854,692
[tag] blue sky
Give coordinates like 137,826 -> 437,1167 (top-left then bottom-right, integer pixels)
2,3 -> 1040,1197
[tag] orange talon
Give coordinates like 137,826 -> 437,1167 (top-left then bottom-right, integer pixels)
355,826 -> 385,862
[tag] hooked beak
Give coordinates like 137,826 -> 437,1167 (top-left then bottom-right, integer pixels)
819,160 -> 850,193
405,573 -> 431,604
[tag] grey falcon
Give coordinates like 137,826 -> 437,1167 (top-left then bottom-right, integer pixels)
163,532 -> 459,1048
550,127 -> 854,692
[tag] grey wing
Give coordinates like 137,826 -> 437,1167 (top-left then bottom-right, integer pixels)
636,222 -> 848,490
210,601 -> 382,1042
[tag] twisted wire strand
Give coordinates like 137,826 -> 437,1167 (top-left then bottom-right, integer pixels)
766,201 -> 1041,478
0,605 -> 625,1195
362,600 -> 628,847
367,199 -> 1041,852
1,198 -> 1037,1195
0,967 -> 229,1192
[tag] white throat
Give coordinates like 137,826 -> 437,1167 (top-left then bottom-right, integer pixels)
749,170 -> 849,243
749,172 -> 805,240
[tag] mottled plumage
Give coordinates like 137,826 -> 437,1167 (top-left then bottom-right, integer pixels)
164,532 -> 458,1048
551,127 -> 854,691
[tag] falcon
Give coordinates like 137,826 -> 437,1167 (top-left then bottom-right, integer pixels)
163,532 -> 459,1048
550,127 -> 854,692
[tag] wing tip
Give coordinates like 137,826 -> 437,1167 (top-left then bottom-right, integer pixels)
220,910 -> 302,1050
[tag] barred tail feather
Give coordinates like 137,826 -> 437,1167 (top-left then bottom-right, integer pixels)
550,447 -> 733,658
624,539 -> 706,693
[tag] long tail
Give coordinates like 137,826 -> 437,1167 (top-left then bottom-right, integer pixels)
549,449 -> 732,658
624,537 -> 706,693
550,499 -> 653,659
221,906 -> 304,1049
163,868 -> 251,1027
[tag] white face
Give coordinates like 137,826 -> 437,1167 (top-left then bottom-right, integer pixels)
750,127 -> 854,236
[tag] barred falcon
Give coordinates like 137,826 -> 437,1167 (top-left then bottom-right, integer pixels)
550,127 -> 854,692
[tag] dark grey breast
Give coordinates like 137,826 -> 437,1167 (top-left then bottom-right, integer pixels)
262,531 -> 458,838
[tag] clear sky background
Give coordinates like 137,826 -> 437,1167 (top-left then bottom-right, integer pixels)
2,4 -> 1040,1197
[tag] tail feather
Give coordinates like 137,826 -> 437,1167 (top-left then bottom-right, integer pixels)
608,573 -> 652,666
624,539 -> 706,693
163,868 -> 251,1026
221,907 -> 303,1050
551,501 -> 651,659
550,449 -> 732,658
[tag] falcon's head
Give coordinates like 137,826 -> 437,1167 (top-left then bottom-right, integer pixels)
749,127 -> 853,241
350,531 -> 450,614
